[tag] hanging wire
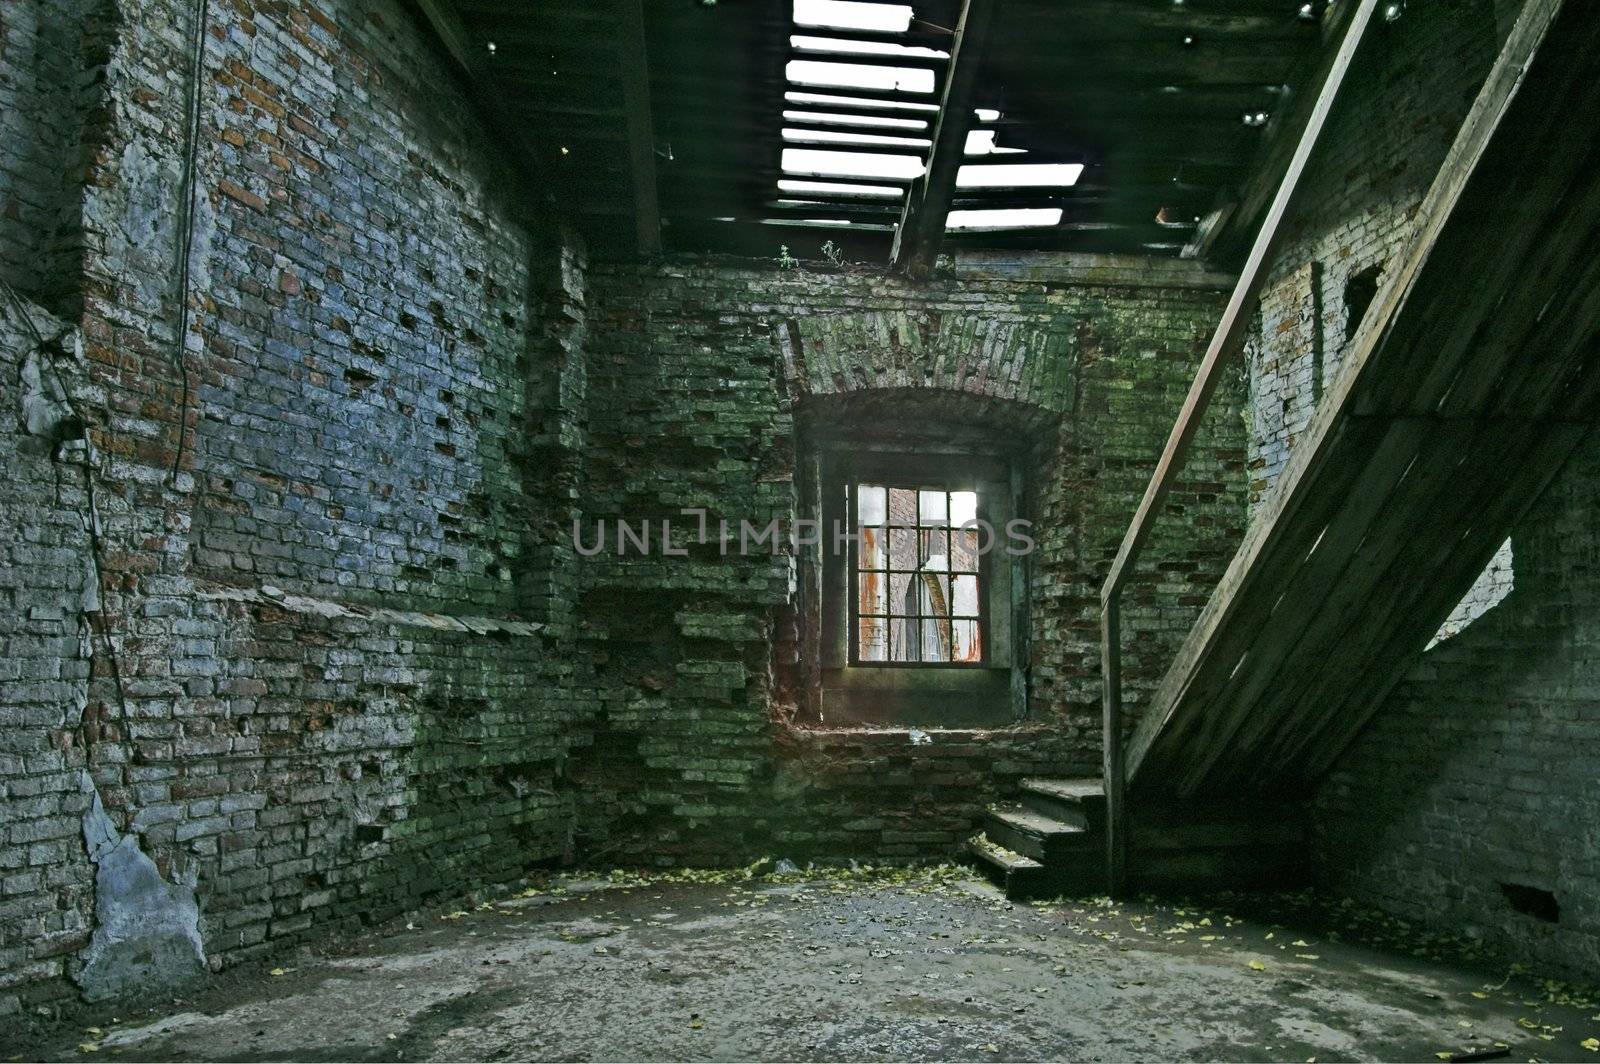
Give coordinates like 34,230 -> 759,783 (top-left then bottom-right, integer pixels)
170,0 -> 211,484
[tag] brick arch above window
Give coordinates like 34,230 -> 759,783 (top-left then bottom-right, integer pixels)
774,309 -> 1076,414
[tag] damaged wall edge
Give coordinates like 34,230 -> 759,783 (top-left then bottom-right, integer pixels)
72,774 -> 208,1002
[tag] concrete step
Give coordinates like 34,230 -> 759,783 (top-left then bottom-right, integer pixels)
1018,778 -> 1105,830
965,834 -> 1048,900
983,803 -> 1094,863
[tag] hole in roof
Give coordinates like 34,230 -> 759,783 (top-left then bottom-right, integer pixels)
783,110 -> 929,130
786,91 -> 940,112
790,35 -> 949,60
787,60 -> 936,94
783,147 -> 925,180
973,108 -> 1001,121
783,127 -> 931,148
793,0 -> 914,33
945,208 -> 1062,231
778,179 -> 904,198
964,130 -> 1027,156
956,163 -> 1083,188
762,217 -> 859,228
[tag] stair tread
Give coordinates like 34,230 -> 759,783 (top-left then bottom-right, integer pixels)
989,804 -> 1087,838
1020,778 -> 1104,802
966,834 -> 1043,871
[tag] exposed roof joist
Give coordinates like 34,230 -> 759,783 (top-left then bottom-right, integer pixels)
891,0 -> 998,278
615,0 -> 662,255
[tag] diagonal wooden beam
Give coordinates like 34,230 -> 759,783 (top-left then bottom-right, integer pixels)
615,0 -> 662,256
408,0 -> 555,212
890,0 -> 997,279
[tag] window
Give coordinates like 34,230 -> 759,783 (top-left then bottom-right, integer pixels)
809,442 -> 1025,728
851,484 -> 984,664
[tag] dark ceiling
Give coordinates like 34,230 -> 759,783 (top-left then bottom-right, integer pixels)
430,0 -> 1338,264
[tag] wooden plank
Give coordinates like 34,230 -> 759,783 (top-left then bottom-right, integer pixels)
1172,418 -> 1486,794
1102,598 -> 1127,898
1138,416 -> 1436,790
891,0 -> 998,278
615,0 -> 661,255
1267,425 -> 1591,787
1101,0 -> 1379,605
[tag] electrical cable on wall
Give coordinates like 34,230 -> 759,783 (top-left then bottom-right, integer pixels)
1,276 -> 131,757
170,0 -> 211,483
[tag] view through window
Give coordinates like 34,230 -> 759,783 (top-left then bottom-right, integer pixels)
853,483 -> 983,664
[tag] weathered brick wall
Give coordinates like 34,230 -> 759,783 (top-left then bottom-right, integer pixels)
1313,440 -> 1600,978
573,256 -> 1248,865
0,0 -> 589,1014
1239,0 -> 1600,975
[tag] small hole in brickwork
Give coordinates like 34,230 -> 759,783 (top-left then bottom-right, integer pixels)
344,366 -> 379,390
1500,882 -> 1559,923
399,311 -> 419,330
354,824 -> 385,844
1344,265 -> 1383,343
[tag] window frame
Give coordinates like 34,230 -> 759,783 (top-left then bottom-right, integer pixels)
813,442 -> 1025,728
845,480 -> 991,669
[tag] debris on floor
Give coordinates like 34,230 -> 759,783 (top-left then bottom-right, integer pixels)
13,866 -> 1600,1063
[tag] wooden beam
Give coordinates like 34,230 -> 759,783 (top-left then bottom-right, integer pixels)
409,0 -> 555,212
890,0 -> 998,278
1101,0 -> 1377,607
615,0 -> 662,255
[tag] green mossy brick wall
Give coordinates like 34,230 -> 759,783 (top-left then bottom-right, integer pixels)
572,258 -> 1249,866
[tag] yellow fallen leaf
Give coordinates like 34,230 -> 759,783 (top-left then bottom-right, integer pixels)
1434,1053 -> 1452,1060
982,1044 -> 999,1054
1296,954 -> 1321,961
1472,992 -> 1488,999
1580,1037 -> 1599,1052
78,1045 -> 99,1055
1249,960 -> 1267,972
1292,940 -> 1309,947
269,967 -> 287,977
84,1029 -> 102,1037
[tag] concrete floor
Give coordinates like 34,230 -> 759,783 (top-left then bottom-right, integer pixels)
13,868 -> 1600,1062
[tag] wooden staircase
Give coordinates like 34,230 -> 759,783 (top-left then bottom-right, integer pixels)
966,778 -> 1105,898
1113,0 -> 1600,810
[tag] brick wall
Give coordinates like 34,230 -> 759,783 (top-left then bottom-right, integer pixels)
2,0 -> 1258,1013
0,0 -> 587,1014
572,257 -> 1248,866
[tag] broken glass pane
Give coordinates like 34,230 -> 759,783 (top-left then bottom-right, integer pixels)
857,484 -> 886,524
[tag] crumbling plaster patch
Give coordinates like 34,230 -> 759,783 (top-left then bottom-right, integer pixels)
71,775 -> 207,1002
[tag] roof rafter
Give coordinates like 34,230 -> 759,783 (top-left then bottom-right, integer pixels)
615,0 -> 662,255
890,0 -> 998,278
